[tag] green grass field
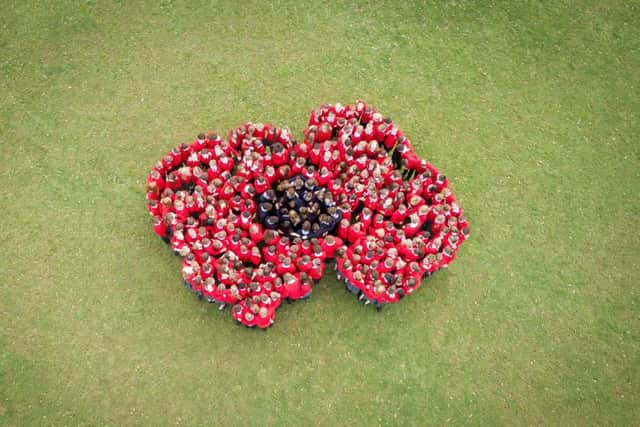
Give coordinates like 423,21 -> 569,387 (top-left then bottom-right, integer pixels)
1,0 -> 639,425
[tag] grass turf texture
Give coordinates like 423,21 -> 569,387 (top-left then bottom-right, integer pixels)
1,0 -> 639,425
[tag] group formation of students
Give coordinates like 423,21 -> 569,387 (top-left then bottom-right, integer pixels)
146,100 -> 469,328
258,175 -> 342,239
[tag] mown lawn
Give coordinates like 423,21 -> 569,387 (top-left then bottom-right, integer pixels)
1,0 -> 639,425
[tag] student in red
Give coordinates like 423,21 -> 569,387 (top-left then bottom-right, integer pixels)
184,195 -> 200,218
255,306 -> 274,329
346,268 -> 363,297
253,174 -> 270,194
299,272 -> 313,299
275,235 -> 290,254
339,260 -> 356,294
357,207 -> 373,229
308,258 -> 324,283
276,256 -> 296,276
199,205 -> 216,227
317,166 -> 333,187
147,170 -> 165,194
161,152 -> 178,172
282,272 -> 302,302
420,254 -> 438,277
457,227 -> 470,245
384,285 -> 401,305
188,276 -> 203,300
431,214 -> 447,236
152,216 -> 170,242
202,277 -> 216,303
211,282 -> 230,310
439,245 -> 456,268
242,306 -> 258,328
296,255 -> 313,273
347,222 -> 366,244
268,291 -> 282,310
173,200 -> 189,223
425,236 -> 443,254
165,171 -> 183,191
311,241 -> 325,260
358,273 -> 377,305
266,125 -> 280,144
291,156 -> 307,175
271,143 -> 289,166
289,244 -> 301,262
320,235 -> 343,259
336,218 -> 350,241
404,213 -> 424,238
272,276 -> 287,300
238,210 -> 253,230
316,122 -> 332,142
372,282 -> 390,310
232,303 -> 245,325
456,213 -> 469,231
298,239 -> 312,256
249,246 -> 262,266
404,261 -> 423,286
262,245 -> 279,264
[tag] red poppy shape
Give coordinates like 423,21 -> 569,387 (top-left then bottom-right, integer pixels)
146,101 -> 470,328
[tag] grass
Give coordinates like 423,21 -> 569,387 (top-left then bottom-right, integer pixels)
1,0 -> 639,425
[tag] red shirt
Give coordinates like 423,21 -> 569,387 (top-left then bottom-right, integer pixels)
255,311 -> 273,329
347,224 -> 366,244
283,275 -> 302,300
308,264 -> 323,282
300,279 -> 313,297
276,262 -> 296,276
152,220 -> 167,237
321,237 -> 343,259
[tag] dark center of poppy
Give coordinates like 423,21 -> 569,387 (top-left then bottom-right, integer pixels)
258,174 -> 342,239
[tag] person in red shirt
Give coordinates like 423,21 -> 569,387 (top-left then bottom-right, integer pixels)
431,214 -> 446,236
458,227 -> 470,245
308,258 -> 324,282
321,235 -> 343,260
249,246 -> 262,266
439,245 -> 456,268
357,207 -> 373,229
262,245 -> 279,264
291,156 -> 307,176
296,255 -> 313,273
152,216 -> 170,243
425,236 -> 443,255
147,170 -> 165,194
255,306 -> 273,329
420,254 -> 438,277
371,281 -> 390,310
243,308 -> 258,328
347,222 -> 366,244
283,272 -> 302,302
358,275 -> 376,305
271,142 -> 289,166
231,303 -> 245,326
276,256 -> 296,276
299,272 -> 313,299
249,222 -> 264,245
274,234 -> 289,252
172,199 -> 188,223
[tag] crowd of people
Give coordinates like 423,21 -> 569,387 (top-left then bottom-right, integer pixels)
146,100 -> 469,328
258,175 -> 342,239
